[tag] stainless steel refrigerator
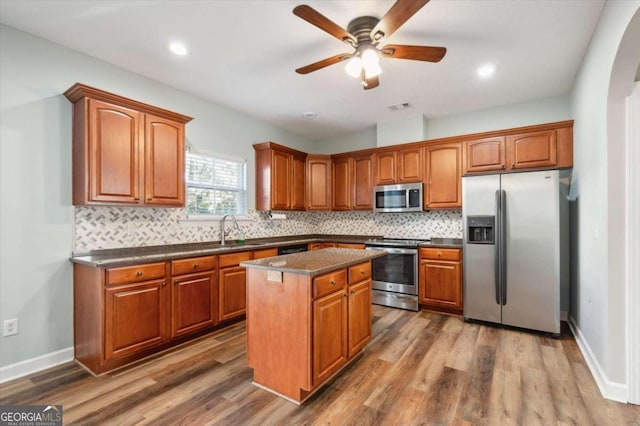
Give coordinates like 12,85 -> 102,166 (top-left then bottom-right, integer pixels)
462,170 -> 569,335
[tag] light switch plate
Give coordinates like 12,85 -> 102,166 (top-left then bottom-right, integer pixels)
267,270 -> 282,283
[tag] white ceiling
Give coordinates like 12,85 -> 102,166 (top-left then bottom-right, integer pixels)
0,0 -> 604,141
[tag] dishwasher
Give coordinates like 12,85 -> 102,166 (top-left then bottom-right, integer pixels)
277,243 -> 308,255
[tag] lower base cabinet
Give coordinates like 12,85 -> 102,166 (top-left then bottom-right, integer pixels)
418,248 -> 463,313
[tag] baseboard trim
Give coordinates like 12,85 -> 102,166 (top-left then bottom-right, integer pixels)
568,316 -> 628,403
0,347 -> 74,384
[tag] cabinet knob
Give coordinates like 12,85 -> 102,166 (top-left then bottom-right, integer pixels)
193,263 -> 199,269
134,197 -> 140,201
136,271 -> 143,277
161,282 -> 166,287
147,197 -> 153,202
437,252 -> 442,257
360,270 -> 365,275
351,290 -> 356,295
512,163 -> 515,167
330,280 -> 336,286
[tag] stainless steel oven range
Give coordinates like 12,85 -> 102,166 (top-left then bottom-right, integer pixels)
364,238 -> 429,311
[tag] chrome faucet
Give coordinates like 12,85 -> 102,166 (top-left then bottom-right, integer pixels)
220,215 -> 239,245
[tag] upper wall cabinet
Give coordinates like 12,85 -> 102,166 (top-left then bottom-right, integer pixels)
65,83 -> 192,207
306,155 -> 332,211
373,147 -> 422,185
331,157 -> 352,211
424,143 -> 462,209
254,142 -> 307,211
463,123 -> 573,175
351,154 -> 373,210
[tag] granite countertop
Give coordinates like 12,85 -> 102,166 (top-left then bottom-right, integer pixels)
70,234 -> 462,268
240,247 -> 388,277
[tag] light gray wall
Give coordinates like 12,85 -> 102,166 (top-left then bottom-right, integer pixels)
0,24 -> 312,368
313,95 -> 571,152
569,1 -> 639,386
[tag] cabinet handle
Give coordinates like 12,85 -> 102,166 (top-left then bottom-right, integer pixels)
174,280 -> 179,285
437,252 -> 442,257
161,282 -> 166,287
147,197 -> 153,202
512,163 -> 515,167
193,263 -> 199,269
360,270 -> 365,275
330,280 -> 336,286
134,197 -> 140,201
351,290 -> 356,295
501,165 -> 505,170
427,264 -> 455,270
136,271 -> 143,277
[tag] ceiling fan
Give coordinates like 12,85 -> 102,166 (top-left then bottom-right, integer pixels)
293,0 -> 446,90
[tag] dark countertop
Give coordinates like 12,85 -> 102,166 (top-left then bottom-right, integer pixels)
70,234 -> 462,268
240,248 -> 387,277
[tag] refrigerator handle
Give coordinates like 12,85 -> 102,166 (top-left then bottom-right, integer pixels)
495,189 -> 501,305
501,189 -> 508,306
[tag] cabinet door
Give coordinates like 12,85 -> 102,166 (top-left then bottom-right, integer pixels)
313,290 -> 348,385
419,260 -> 462,309
105,279 -> 169,360
144,114 -> 185,206
352,154 -> 373,210
172,272 -> 217,337
332,158 -> 351,210
397,148 -> 423,183
306,155 -> 332,210
89,100 -> 142,204
425,143 -> 462,209
507,130 -> 557,170
347,279 -> 371,357
219,266 -> 248,321
464,137 -> 506,174
290,154 -> 306,210
374,151 -> 396,185
271,149 -> 290,210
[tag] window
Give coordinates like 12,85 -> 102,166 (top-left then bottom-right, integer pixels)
185,150 -> 247,217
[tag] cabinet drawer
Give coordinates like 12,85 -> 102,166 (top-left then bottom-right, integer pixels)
219,251 -> 252,268
313,269 -> 347,299
107,262 -> 166,286
171,256 -> 217,276
419,248 -> 461,261
253,248 -> 278,259
348,262 -> 371,284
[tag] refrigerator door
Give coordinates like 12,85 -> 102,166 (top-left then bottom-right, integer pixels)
462,174 -> 502,324
500,170 -> 560,334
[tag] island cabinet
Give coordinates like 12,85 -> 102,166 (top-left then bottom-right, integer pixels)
254,142 -> 307,211
418,248 -> 462,314
244,250 -> 379,404
64,83 -> 192,207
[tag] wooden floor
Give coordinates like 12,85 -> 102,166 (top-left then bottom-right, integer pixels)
1,305 -> 638,425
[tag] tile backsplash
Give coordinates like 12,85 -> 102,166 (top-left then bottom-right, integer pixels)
73,207 -> 462,251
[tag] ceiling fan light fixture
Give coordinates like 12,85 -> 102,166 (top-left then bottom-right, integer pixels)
345,56 -> 362,78
364,62 -> 382,79
361,49 -> 379,68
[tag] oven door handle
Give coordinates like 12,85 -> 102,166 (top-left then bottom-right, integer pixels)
365,247 -> 418,255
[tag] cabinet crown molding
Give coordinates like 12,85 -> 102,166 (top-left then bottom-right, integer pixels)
64,83 -> 193,124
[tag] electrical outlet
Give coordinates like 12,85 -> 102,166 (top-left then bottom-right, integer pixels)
3,318 -> 18,336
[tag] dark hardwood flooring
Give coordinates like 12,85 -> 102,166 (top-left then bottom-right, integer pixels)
1,305 -> 638,425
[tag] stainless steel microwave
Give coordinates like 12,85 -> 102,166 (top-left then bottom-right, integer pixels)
373,183 -> 423,212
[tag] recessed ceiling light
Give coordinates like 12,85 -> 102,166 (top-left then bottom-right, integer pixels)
301,111 -> 317,119
168,41 -> 188,56
477,64 -> 496,78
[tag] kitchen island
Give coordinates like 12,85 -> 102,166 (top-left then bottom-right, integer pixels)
240,248 -> 386,404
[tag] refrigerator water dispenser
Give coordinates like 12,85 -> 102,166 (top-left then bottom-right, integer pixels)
467,216 -> 495,244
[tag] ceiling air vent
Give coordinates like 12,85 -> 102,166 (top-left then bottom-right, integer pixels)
386,102 -> 411,111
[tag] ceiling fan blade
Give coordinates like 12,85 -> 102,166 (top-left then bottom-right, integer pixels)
296,53 -> 352,74
362,75 -> 380,90
370,0 -> 430,42
380,45 -> 446,62
293,5 -> 357,45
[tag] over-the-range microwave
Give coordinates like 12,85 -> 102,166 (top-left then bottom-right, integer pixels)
373,182 -> 423,213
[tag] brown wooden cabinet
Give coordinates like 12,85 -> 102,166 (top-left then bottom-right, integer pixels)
418,248 -> 462,313
313,290 -> 348,385
352,154 -> 373,210
374,148 -> 422,185
218,251 -> 252,322
65,83 -> 191,207
507,129 -> 557,170
254,142 -> 307,211
463,136 -> 506,174
337,243 -> 365,249
347,262 -> 372,357
424,143 -> 462,209
306,155 -> 332,210
170,256 -> 218,338
332,157 -> 352,211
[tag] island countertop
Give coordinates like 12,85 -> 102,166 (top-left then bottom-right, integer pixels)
240,247 -> 387,277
